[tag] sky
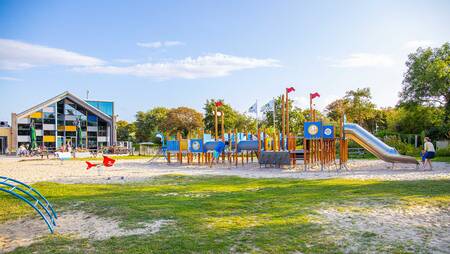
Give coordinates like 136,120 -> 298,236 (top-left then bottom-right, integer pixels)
0,0 -> 449,122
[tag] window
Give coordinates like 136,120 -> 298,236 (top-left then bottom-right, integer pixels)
44,118 -> 55,124
98,125 -> 107,136
87,115 -> 98,126
65,131 -> 76,137
44,130 -> 55,136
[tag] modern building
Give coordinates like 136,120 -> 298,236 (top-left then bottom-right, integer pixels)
2,91 -> 117,153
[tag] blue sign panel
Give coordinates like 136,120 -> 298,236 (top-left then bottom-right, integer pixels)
304,121 -> 322,139
167,140 -> 180,152
190,139 -> 203,153
322,125 -> 334,139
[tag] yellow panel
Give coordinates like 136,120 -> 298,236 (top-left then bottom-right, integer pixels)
65,126 -> 76,132
43,136 -> 56,142
180,139 -> 188,150
30,112 -> 42,118
57,126 -> 65,131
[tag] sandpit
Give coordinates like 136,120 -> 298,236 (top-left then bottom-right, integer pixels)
315,204 -> 450,253
0,157 -> 448,184
0,210 -> 173,253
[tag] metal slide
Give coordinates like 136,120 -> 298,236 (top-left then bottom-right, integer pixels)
344,123 -> 418,165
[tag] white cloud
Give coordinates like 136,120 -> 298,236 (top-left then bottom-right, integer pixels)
0,39 -> 105,70
76,53 -> 280,80
137,41 -> 184,49
0,76 -> 22,81
403,40 -> 434,50
113,58 -> 136,64
331,53 -> 395,68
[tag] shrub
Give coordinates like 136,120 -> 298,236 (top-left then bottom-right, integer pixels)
436,146 -> 450,157
383,135 -> 421,156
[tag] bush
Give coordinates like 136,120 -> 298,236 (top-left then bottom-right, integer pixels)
383,136 -> 421,157
436,146 -> 450,157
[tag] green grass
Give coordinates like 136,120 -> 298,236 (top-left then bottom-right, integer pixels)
434,156 -> 450,163
1,176 -> 449,253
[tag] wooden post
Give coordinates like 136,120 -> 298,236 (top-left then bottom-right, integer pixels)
281,94 -> 285,151
177,132 -> 182,164
214,106 -> 218,141
285,89 -> 289,151
234,129 -> 238,167
264,129 -> 268,151
221,111 -> 225,163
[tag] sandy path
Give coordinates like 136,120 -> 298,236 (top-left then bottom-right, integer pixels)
0,157 -> 449,184
0,210 -> 172,253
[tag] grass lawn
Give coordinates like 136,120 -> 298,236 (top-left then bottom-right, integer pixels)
1,176 -> 449,253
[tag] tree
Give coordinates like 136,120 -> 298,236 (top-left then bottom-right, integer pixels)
260,97 -> 309,134
390,105 -> 445,135
203,100 -> 256,133
134,107 -> 169,143
325,88 -> 377,131
116,120 -> 135,142
162,107 -> 203,135
400,42 -> 450,122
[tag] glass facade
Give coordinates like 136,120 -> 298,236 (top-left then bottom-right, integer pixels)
16,97 -> 112,151
86,101 -> 114,117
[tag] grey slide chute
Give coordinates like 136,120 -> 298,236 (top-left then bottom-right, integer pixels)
344,123 -> 418,165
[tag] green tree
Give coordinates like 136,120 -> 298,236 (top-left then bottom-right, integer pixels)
260,97 -> 309,134
162,107 -> 203,136
116,120 -> 136,142
392,105 -> 445,135
203,100 -> 256,134
400,42 -> 450,122
134,107 -> 169,142
325,88 -> 377,131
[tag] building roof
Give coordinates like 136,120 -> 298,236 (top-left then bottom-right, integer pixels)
17,91 -> 113,122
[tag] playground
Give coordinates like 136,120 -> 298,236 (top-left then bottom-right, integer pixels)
1,87 -> 450,253
1,153 -> 450,253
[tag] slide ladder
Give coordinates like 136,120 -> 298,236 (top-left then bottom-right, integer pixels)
0,176 -> 58,233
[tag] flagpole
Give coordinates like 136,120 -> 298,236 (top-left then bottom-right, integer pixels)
256,100 -> 259,130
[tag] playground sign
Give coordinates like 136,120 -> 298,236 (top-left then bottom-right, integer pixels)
322,125 -> 334,139
190,139 -> 203,153
304,121 -> 322,139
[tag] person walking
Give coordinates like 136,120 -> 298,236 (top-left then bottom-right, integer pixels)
421,137 -> 435,170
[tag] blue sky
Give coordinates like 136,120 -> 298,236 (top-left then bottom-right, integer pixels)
0,0 -> 449,122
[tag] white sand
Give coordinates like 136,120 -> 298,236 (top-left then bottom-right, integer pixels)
0,210 -> 172,253
0,157 -> 448,184
0,157 -> 449,253
316,204 -> 450,253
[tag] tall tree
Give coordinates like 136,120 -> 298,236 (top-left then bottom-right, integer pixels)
399,42 -> 450,122
203,100 -> 256,133
326,88 -> 377,130
261,97 -> 309,134
116,120 -> 136,142
134,107 -> 169,142
162,107 -> 203,136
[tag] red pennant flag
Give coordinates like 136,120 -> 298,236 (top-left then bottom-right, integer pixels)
86,161 -> 99,170
215,101 -> 223,107
286,87 -> 295,93
103,156 -> 116,167
310,92 -> 320,100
